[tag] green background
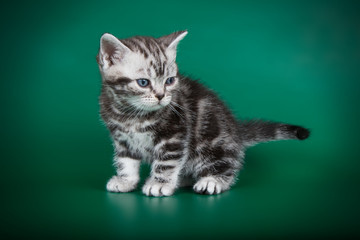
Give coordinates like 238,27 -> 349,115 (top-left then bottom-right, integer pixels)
1,0 -> 359,239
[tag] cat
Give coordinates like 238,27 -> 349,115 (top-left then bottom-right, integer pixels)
96,30 -> 310,197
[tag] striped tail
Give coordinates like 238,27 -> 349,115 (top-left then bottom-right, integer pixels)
238,120 -> 310,147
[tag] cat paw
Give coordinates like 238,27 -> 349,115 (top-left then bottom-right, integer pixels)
106,176 -> 138,193
193,177 -> 225,195
142,180 -> 175,197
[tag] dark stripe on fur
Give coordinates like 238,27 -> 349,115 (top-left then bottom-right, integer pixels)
154,165 -> 175,173
198,162 -> 234,178
160,153 -> 183,161
162,142 -> 183,152
154,176 -> 168,183
106,77 -> 132,86
115,141 -> 142,160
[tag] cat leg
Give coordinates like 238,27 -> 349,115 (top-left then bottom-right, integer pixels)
106,157 -> 141,192
142,138 -> 185,196
193,160 -> 240,195
142,159 -> 184,196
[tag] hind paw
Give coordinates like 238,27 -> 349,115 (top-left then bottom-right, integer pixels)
193,177 -> 227,195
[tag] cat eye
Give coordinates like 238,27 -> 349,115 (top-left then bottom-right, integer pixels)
165,77 -> 175,85
136,78 -> 150,87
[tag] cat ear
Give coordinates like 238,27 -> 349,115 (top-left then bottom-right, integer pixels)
158,30 -> 188,59
97,33 -> 131,69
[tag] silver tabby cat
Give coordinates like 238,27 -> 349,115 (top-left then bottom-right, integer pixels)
97,30 -> 310,197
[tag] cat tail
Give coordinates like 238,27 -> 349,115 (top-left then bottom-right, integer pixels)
238,120 -> 310,147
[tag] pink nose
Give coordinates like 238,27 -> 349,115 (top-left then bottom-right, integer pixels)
155,94 -> 165,100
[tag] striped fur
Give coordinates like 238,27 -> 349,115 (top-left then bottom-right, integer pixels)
97,31 -> 310,196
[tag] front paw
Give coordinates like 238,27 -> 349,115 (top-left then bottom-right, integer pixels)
106,175 -> 138,193
142,179 -> 175,197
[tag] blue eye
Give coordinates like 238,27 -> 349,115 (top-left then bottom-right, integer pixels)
165,77 -> 175,85
136,79 -> 150,87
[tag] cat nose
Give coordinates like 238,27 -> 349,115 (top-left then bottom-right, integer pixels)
155,93 -> 165,100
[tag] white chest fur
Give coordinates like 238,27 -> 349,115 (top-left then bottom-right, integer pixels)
114,127 -> 154,161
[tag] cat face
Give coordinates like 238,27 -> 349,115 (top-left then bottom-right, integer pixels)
97,31 -> 187,112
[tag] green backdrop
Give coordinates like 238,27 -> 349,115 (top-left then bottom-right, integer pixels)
1,0 -> 359,239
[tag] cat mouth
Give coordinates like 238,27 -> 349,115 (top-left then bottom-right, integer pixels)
143,101 -> 171,112
160,101 -> 170,107
141,103 -> 163,112
130,96 -> 171,112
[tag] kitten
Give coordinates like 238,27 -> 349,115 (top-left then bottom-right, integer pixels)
96,30 -> 310,196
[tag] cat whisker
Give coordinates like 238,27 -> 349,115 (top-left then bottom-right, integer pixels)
168,104 -> 185,121
170,101 -> 196,118
170,101 -> 191,113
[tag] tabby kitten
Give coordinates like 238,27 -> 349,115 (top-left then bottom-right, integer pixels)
97,30 -> 310,196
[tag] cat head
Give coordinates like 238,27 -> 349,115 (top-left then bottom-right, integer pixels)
97,30 -> 187,112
